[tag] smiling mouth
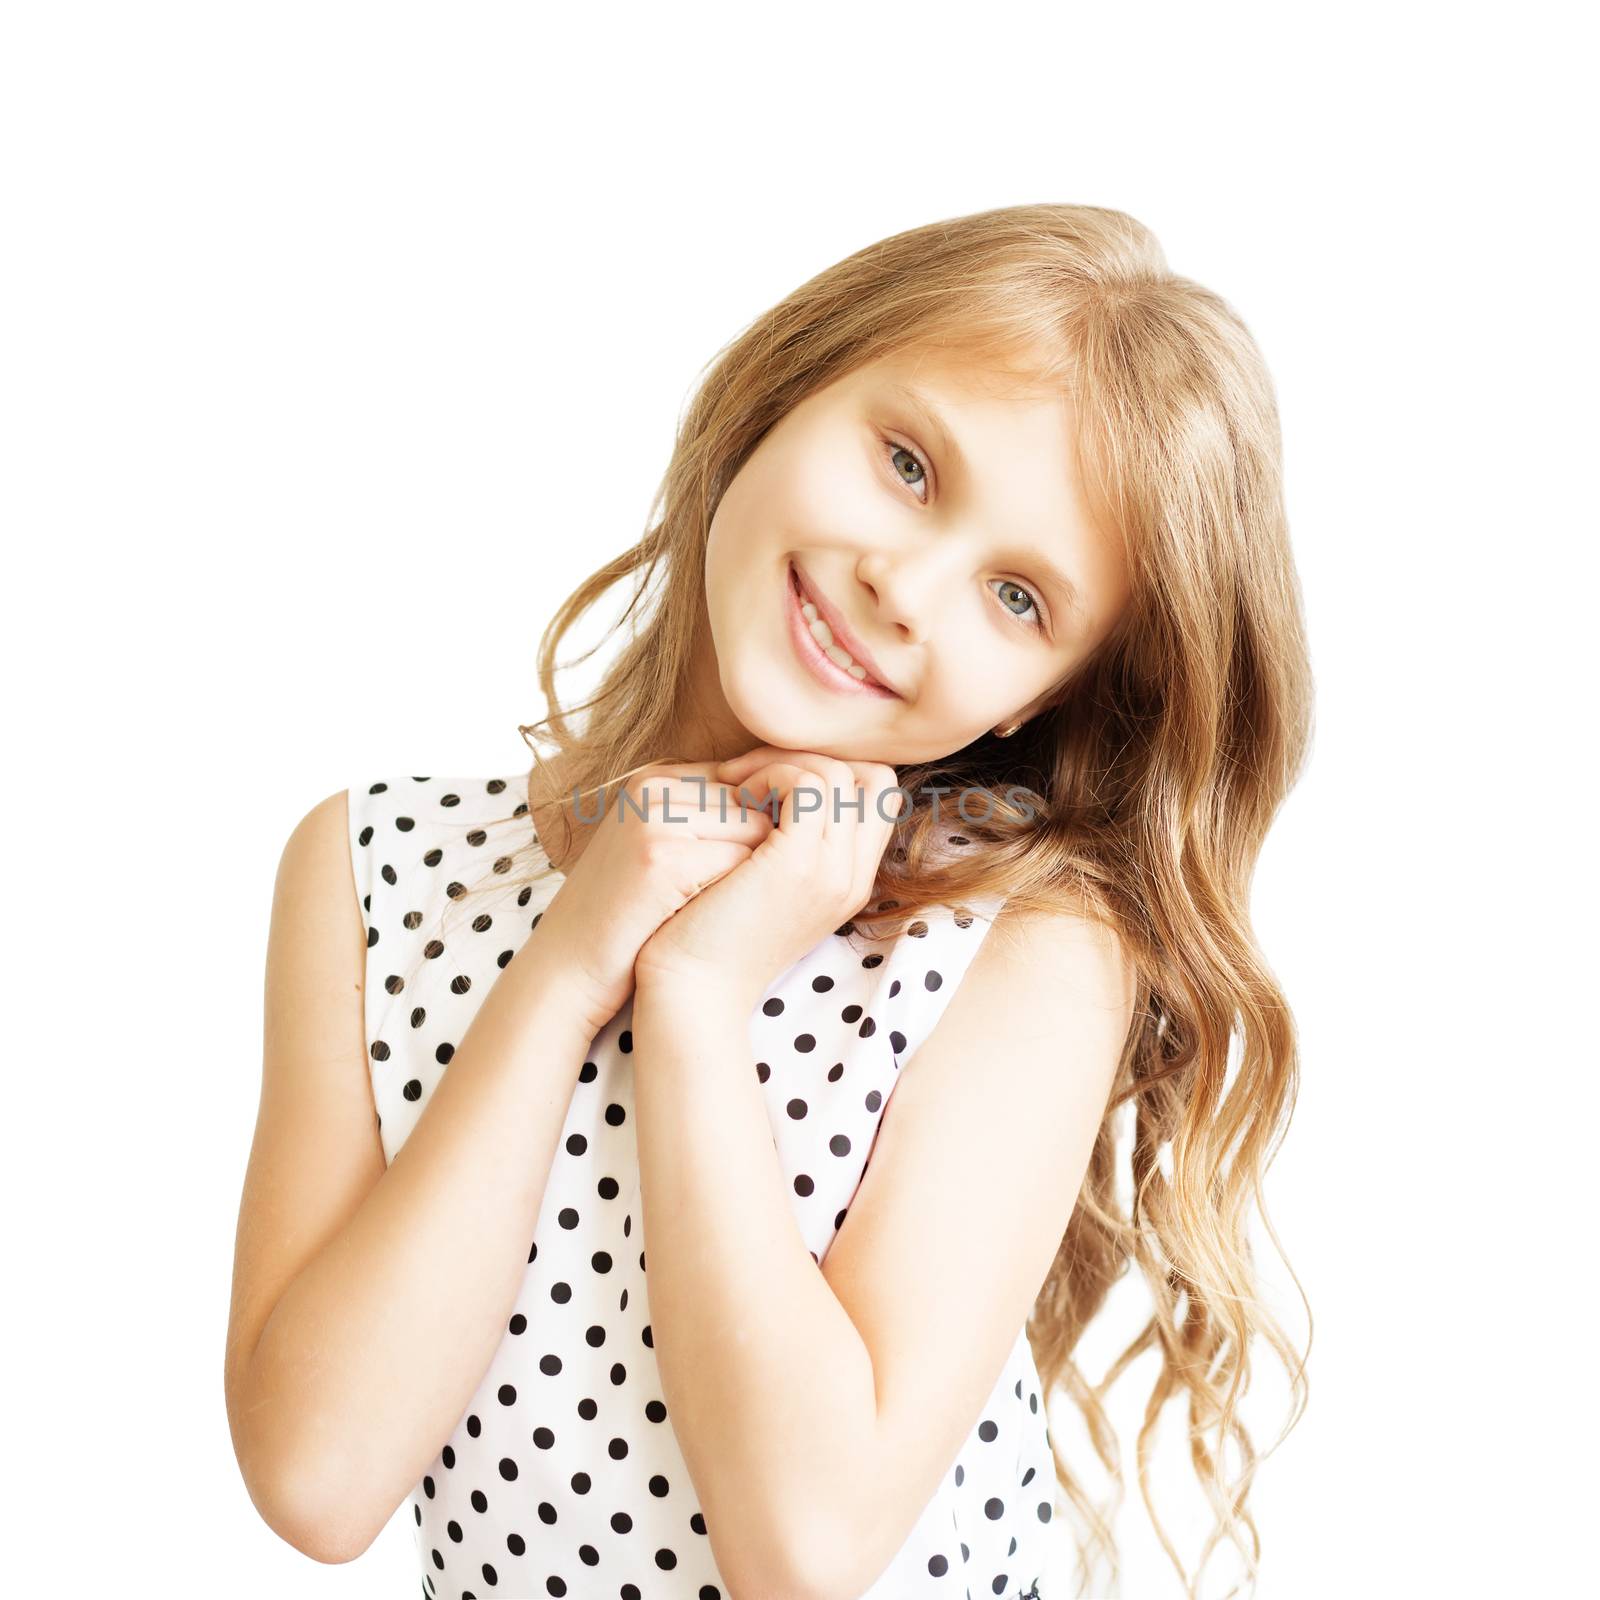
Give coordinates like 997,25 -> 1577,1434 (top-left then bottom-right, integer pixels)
789,564 -> 899,695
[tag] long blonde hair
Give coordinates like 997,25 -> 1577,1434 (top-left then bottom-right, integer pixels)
430,202 -> 1313,1597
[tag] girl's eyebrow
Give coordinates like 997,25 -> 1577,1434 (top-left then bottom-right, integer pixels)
888,381 -> 963,477
886,380 -> 1085,623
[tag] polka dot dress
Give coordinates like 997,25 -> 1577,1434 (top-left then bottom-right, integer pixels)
349,775 -> 1057,1599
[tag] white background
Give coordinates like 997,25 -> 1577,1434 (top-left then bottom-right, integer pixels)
4,3 -> 1593,1595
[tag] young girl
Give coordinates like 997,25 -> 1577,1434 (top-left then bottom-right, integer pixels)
226,202 -> 1313,1600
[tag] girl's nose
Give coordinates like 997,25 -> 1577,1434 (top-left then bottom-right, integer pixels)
857,544 -> 965,644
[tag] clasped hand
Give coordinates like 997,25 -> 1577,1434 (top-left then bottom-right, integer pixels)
634,745 -> 904,1010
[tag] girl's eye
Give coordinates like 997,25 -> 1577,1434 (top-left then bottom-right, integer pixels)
883,437 -> 930,501
880,433 -> 1048,636
990,578 -> 1047,632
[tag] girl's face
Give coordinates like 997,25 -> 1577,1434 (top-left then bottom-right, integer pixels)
701,349 -> 1132,766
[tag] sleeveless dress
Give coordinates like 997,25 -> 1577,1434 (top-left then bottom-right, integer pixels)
347,774 -> 1057,1599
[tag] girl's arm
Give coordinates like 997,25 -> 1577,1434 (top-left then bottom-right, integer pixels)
631,903 -> 1133,1600
224,791 -> 611,1563
631,971 -> 879,1599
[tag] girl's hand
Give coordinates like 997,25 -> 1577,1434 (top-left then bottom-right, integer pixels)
634,746 -> 905,1012
533,758 -> 777,1031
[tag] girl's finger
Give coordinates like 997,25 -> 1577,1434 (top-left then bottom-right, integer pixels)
729,760 -> 828,844
723,752 -> 883,859
777,765 -> 831,846
680,839 -> 754,896
725,760 -> 807,819
714,746 -> 784,784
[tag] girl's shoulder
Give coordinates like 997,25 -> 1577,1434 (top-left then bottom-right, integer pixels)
980,890 -> 1137,1013
346,773 -> 528,833
345,772 -> 535,904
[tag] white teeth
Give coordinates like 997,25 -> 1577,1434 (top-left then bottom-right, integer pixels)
796,577 -> 878,685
